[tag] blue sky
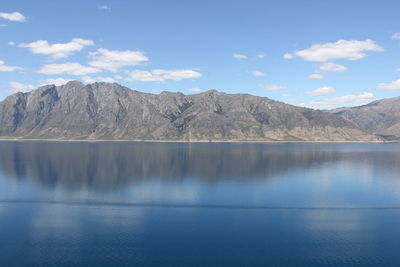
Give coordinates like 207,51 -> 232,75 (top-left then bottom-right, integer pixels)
1,0 -> 400,109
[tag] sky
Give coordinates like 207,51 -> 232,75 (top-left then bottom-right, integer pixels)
0,0 -> 400,109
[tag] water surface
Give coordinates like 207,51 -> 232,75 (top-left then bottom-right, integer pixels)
1,141 -> 400,266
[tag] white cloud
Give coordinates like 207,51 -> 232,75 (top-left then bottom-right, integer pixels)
19,38 -> 94,59
81,76 -> 96,84
395,68 -> 400,72
376,79 -> 400,90
0,23 -> 6,27
292,39 -> 383,62
42,78 -> 73,86
8,41 -> 15,46
261,84 -> 286,91
88,48 -> 149,72
126,70 -> 160,82
302,92 -> 374,109
0,12 -> 26,22
391,32 -> 400,40
125,69 -> 201,82
233,53 -> 248,60
306,86 -> 336,96
81,76 -> 118,84
319,62 -> 347,72
283,53 -> 294,59
282,93 -> 292,97
98,5 -> 111,10
0,60 -> 22,71
256,53 -> 266,59
251,70 -> 266,77
8,82 -> 35,93
189,87 -> 201,92
153,69 -> 201,80
309,73 -> 323,79
37,63 -> 100,75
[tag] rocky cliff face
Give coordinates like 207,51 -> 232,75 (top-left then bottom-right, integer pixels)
331,97 -> 400,140
0,81 -> 378,141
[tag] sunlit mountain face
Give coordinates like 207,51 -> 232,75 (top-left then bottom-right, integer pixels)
0,81 -> 379,141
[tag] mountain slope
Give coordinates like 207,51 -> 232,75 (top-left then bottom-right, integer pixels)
331,97 -> 400,140
0,81 -> 378,141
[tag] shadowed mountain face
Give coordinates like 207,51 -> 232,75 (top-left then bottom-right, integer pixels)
0,142 -> 343,191
331,97 -> 400,140
0,81 -> 377,141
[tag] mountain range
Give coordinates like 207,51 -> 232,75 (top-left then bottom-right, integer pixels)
0,81 -> 397,141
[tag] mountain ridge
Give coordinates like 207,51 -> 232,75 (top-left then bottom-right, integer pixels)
0,81 -> 381,141
330,96 -> 400,140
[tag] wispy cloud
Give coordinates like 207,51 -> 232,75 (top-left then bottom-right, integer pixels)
232,53 -> 247,60
318,62 -> 347,72
19,38 -> 94,59
42,78 -> 73,86
89,48 -> 149,72
0,60 -> 22,72
283,53 -> 293,59
98,5 -> 111,10
377,79 -> 400,90
125,69 -> 201,82
0,12 -> 26,22
8,82 -> 35,93
287,39 -> 383,62
251,70 -> 266,77
306,86 -> 336,96
308,73 -> 323,79
391,32 -> 400,40
81,76 -> 120,84
260,84 -> 286,91
37,63 -> 100,75
301,92 -> 374,109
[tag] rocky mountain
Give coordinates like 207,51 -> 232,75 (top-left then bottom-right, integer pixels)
0,81 -> 378,141
331,97 -> 400,140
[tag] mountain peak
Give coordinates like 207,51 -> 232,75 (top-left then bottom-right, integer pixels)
64,80 -> 84,87
204,89 -> 219,94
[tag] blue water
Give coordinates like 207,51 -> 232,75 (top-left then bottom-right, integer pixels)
1,141 -> 400,266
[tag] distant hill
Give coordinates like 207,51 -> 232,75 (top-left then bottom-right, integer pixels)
331,97 -> 400,140
0,81 -> 378,141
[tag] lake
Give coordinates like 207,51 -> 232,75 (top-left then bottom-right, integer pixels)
1,141 -> 400,266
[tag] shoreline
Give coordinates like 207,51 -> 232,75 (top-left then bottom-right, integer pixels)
0,138 -> 396,144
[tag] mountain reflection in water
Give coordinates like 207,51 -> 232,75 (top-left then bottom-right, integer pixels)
0,142 -> 348,191
2,142 -> 400,267
0,142 -> 400,207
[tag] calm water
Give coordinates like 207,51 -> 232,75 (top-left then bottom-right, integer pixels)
1,141 -> 400,266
